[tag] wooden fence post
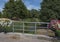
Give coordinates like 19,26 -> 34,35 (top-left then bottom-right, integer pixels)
35,23 -> 37,34
23,22 -> 24,33
13,23 -> 14,32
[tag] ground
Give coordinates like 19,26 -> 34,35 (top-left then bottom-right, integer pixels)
0,32 -> 60,42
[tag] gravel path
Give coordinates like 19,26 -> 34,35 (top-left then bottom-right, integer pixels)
0,32 -> 59,42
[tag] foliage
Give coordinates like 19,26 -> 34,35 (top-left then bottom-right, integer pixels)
3,0 -> 28,19
0,12 -> 2,18
56,30 -> 60,37
3,0 -> 15,18
1,0 -> 41,21
14,0 -> 28,19
40,0 -> 60,22
0,19 -> 12,33
24,18 -> 40,22
29,9 -> 40,18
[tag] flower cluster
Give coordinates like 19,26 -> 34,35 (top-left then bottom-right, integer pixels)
0,18 -> 12,27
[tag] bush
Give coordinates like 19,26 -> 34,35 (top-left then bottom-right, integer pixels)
24,18 -> 40,22
0,25 -> 12,33
0,18 -> 12,33
56,30 -> 60,37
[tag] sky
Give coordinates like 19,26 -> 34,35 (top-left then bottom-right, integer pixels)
0,0 -> 42,11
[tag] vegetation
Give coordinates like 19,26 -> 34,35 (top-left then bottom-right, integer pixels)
29,9 -> 40,18
2,0 -> 39,20
0,12 -> 2,18
40,0 -> 60,22
40,0 -> 60,37
0,19 -> 12,33
0,0 -> 60,37
0,0 -> 60,22
56,30 -> 60,37
2,0 -> 27,19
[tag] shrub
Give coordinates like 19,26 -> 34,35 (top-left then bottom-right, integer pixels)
0,18 -> 12,33
56,30 -> 60,37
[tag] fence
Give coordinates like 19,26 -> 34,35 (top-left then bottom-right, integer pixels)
12,22 -> 49,35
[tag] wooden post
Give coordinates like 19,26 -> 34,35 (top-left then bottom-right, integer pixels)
46,23 -> 49,36
13,23 -> 14,32
23,22 -> 24,33
35,23 -> 36,34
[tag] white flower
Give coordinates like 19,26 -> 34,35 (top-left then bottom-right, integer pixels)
0,18 -> 12,27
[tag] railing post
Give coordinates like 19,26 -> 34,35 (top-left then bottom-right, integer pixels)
23,22 -> 24,33
35,23 -> 37,34
46,23 -> 49,36
13,23 -> 14,32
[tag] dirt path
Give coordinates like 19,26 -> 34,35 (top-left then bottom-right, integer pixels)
0,32 -> 59,42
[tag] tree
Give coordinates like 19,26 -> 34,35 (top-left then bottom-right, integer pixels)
40,0 -> 60,22
3,0 -> 28,19
30,9 -> 40,18
0,12 -> 2,18
14,0 -> 28,19
3,0 -> 15,18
